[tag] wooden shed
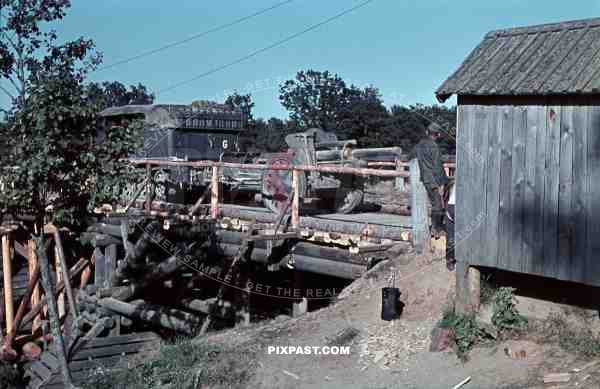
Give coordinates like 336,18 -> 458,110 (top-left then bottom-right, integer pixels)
436,17 -> 600,294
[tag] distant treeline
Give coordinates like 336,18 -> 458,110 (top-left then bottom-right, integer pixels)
225,70 -> 456,155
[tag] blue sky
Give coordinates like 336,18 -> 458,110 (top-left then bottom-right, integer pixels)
5,0 -> 600,118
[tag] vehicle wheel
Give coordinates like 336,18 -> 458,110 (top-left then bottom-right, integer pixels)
261,149 -> 307,214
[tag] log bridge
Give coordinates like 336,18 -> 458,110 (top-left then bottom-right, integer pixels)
2,156 -> 443,387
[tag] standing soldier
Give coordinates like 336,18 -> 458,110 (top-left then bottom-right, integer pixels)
409,123 -> 449,239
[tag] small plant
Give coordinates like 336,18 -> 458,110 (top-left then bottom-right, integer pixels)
491,287 -> 527,332
439,310 -> 487,361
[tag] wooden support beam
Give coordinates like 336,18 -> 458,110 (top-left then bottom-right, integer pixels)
292,169 -> 300,229
35,235 -> 73,387
54,247 -> 65,318
20,258 -> 90,328
454,260 -> 473,315
410,159 -> 429,254
469,266 -> 481,313
394,158 -> 406,192
47,225 -> 78,320
145,163 -> 152,214
211,165 -> 220,219
28,240 -> 41,333
2,234 -> 14,336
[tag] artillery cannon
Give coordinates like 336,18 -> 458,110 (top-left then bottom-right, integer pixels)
259,128 -> 366,214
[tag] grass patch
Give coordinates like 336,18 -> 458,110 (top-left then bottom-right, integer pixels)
84,337 -> 259,389
535,312 -> 600,358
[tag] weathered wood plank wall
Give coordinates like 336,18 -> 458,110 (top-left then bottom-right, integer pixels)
456,96 -> 600,287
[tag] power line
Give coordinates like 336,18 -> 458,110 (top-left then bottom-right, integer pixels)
156,0 -> 376,96
96,0 -> 295,72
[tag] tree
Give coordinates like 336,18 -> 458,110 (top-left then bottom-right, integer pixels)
86,81 -> 154,110
0,1 -> 142,227
279,70 -> 361,131
0,0 -> 100,110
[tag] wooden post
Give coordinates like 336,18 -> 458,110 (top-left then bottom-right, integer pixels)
469,266 -> 481,313
28,240 -> 41,333
455,262 -> 480,314
36,236 -> 73,387
394,158 -> 405,192
54,247 -> 65,318
50,226 -> 78,320
410,159 -> 429,254
145,163 -> 152,213
2,234 -> 14,335
211,165 -> 219,219
292,169 -> 300,228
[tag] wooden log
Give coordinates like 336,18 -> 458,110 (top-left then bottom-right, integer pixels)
20,258 -> 89,328
98,298 -> 200,335
129,159 -> 411,178
292,169 -> 300,228
211,165 -> 219,219
27,240 -> 42,334
87,224 -> 125,239
188,183 -> 212,216
218,204 -> 411,241
410,159 -> 429,254
394,158 -> 406,192
35,235 -> 73,387
180,298 -> 233,319
4,262 -> 39,349
120,221 -> 134,257
2,234 -> 14,336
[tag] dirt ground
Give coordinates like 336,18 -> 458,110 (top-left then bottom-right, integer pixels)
203,243 -> 600,389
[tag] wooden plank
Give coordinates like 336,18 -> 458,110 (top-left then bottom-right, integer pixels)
211,165 -> 220,219
533,104 -> 549,275
71,339 -> 159,361
410,159 -> 429,254
586,103 -> 600,285
497,106 -> 514,271
469,107 -> 489,267
509,107 -> 527,271
40,351 -> 59,371
483,106 -> 502,267
543,102 -> 561,279
522,105 -> 539,273
77,332 -> 160,350
558,102 -> 574,281
456,105 -> 475,265
571,103 -> 588,284
27,361 -> 52,380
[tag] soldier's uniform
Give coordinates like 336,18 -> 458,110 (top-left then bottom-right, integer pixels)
409,127 -> 448,236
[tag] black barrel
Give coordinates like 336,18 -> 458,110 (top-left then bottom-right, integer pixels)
381,287 -> 401,321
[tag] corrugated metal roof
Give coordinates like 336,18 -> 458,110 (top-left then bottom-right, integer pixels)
436,17 -> 600,102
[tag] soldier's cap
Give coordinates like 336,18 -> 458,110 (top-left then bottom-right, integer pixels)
427,122 -> 443,135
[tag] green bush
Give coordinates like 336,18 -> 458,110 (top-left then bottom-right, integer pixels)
491,287 -> 527,332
